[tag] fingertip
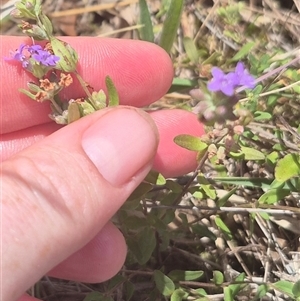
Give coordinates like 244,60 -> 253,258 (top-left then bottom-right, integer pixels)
150,109 -> 205,177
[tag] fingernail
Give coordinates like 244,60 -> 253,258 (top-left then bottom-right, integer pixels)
81,107 -> 158,186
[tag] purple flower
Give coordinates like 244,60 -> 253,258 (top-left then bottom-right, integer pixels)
6,43 -> 29,68
6,44 -> 60,68
208,67 -> 239,96
234,62 -> 256,89
31,50 -> 60,67
28,45 -> 60,67
208,62 -> 256,96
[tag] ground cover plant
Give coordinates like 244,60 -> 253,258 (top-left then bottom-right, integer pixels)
1,0 -> 300,300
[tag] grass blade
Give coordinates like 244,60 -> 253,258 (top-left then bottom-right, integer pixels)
159,0 -> 184,53
138,0 -> 154,42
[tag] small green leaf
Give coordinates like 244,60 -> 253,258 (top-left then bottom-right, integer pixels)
228,273 -> 245,296
170,289 -> 187,301
271,280 -> 294,297
138,0 -> 154,42
50,37 -> 78,72
168,77 -> 198,93
254,284 -> 268,299
174,134 -> 208,152
240,146 -> 265,160
215,215 -> 232,239
217,187 -> 238,207
124,281 -> 134,301
254,111 -> 272,121
127,182 -> 153,202
258,188 -> 290,205
275,153 -> 300,182
105,76 -> 119,106
159,0 -> 184,53
68,102 -> 81,123
145,170 -> 166,185
230,41 -> 255,61
183,37 -> 199,64
127,227 -> 156,265
154,270 -> 175,296
293,280 -> 300,297
224,286 -> 233,301
168,270 -> 204,281
212,270 -> 224,285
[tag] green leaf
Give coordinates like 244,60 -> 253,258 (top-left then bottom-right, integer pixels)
253,284 -> 268,300
240,146 -> 265,160
138,0 -> 154,42
145,170 -> 166,185
229,273 -> 246,296
258,188 -> 290,205
275,153 -> 300,182
127,227 -> 156,265
124,281 -> 134,301
168,77 -> 198,93
183,37 -> 199,64
68,102 -> 81,123
212,270 -> 224,285
230,41 -> 255,61
170,289 -> 187,301
215,216 -> 232,239
270,280 -> 294,297
174,134 -> 208,152
154,270 -> 175,296
105,76 -> 119,106
293,280 -> 300,297
159,0 -> 184,53
127,182 -> 153,202
217,187 -> 238,207
224,286 -> 233,301
253,111 -> 272,121
191,224 -> 217,240
168,270 -> 204,281
50,37 -> 78,72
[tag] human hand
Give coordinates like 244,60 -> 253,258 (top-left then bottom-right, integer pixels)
1,37 -> 204,301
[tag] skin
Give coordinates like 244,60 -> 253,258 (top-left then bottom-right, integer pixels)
0,36 -> 205,301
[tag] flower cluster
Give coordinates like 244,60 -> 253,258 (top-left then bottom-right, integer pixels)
5,0 -> 118,125
208,62 -> 255,96
7,43 -> 60,69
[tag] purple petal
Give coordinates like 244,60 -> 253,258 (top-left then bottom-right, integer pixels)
211,67 -> 225,79
208,78 -> 223,92
221,84 -> 235,96
28,44 -> 43,53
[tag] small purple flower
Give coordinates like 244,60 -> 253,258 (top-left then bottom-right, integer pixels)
28,45 -> 60,67
6,43 -> 29,68
31,50 -> 60,67
208,62 -> 256,96
208,67 -> 239,96
234,62 -> 255,89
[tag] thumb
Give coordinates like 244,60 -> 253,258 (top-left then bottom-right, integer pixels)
1,107 -> 159,301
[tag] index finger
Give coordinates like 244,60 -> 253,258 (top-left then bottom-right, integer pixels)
0,36 -> 173,134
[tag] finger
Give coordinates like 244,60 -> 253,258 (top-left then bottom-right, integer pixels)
1,36 -> 173,134
0,122 -> 61,161
2,107 -> 159,301
48,222 -> 126,283
151,109 -> 204,177
1,110 -> 204,176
